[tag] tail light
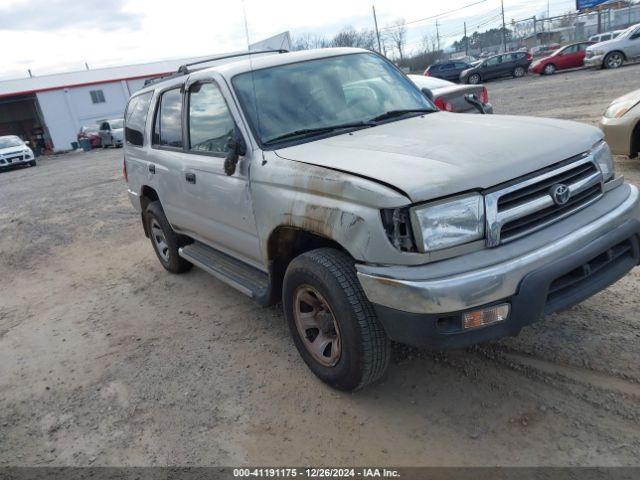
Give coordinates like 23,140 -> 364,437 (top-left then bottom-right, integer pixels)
424,70 -> 431,76
527,53 -> 533,61
123,158 -> 128,182
434,97 -> 454,112
479,87 -> 489,104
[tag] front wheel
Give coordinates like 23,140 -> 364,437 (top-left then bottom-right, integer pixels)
467,73 -> 481,84
604,52 -> 624,69
513,66 -> 526,78
543,63 -> 556,75
29,160 -> 37,167
283,248 -> 390,391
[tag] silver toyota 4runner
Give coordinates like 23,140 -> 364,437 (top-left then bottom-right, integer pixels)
124,48 -> 640,391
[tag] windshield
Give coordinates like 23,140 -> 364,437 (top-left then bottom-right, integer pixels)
109,119 -> 124,129
0,136 -> 24,149
617,24 -> 638,39
232,53 -> 434,146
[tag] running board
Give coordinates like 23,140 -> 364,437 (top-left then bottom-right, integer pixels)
179,242 -> 271,304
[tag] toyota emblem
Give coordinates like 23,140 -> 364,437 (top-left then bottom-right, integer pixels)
550,184 -> 571,206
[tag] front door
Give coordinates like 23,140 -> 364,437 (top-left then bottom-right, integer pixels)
177,77 -> 262,268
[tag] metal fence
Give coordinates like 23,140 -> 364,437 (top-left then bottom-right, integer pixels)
453,3 -> 640,57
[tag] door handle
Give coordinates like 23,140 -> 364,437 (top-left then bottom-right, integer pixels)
185,172 -> 196,184
148,163 -> 156,174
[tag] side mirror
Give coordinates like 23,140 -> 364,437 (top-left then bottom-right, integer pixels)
25,140 -> 31,146
224,130 -> 246,176
421,87 -> 435,102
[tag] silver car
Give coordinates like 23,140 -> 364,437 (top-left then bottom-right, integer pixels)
585,23 -> 640,69
124,48 -> 640,391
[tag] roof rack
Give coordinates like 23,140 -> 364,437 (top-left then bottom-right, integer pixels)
143,49 -> 288,87
177,49 -> 288,74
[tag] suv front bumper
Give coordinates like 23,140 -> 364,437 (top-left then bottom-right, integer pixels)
357,183 -> 640,348
584,55 -> 604,68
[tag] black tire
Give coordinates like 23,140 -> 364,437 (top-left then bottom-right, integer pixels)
145,201 -> 192,274
543,63 -> 556,75
468,73 -> 481,84
283,248 -> 390,391
513,66 -> 526,78
29,160 -> 37,167
604,51 -> 624,69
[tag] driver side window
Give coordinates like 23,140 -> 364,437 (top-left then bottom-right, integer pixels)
188,82 -> 235,155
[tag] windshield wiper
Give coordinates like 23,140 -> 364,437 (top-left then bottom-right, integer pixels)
370,108 -> 436,123
263,121 -> 374,145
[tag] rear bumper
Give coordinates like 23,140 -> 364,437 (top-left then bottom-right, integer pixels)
357,183 -> 640,348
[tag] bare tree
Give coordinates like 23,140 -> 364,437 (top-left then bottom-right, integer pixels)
331,27 -> 377,50
291,33 -> 330,51
385,19 -> 407,60
422,33 -> 439,53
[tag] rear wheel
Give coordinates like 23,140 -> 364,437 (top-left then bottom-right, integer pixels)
543,63 -> 556,75
604,51 -> 624,69
145,201 -> 192,274
468,73 -> 481,84
283,248 -> 390,391
513,66 -> 526,78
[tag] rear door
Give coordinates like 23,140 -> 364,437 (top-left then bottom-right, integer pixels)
438,63 -> 457,81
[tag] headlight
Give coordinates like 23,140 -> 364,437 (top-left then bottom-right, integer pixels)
604,99 -> 639,119
410,193 -> 485,252
592,141 -> 614,182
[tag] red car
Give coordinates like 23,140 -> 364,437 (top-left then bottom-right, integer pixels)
77,125 -> 101,148
529,42 -> 594,75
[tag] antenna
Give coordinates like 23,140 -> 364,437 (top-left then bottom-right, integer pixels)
242,0 -> 262,146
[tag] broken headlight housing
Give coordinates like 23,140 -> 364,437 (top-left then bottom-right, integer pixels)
410,193 -> 485,252
592,140 -> 614,182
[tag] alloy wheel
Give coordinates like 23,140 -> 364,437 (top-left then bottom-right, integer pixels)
606,53 -> 623,69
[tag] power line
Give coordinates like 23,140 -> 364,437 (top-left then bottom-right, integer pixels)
379,0 -> 489,31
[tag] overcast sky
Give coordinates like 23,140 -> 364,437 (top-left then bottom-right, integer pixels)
0,0 -> 578,80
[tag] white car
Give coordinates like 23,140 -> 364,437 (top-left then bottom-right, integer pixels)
0,135 -> 36,169
99,118 -> 124,148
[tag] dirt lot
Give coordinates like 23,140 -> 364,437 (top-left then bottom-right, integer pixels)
2,64 -> 640,468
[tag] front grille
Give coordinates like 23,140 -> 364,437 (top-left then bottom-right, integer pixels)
485,156 -> 604,247
6,155 -> 23,163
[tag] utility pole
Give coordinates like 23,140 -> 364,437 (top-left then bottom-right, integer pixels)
372,5 -> 382,54
500,0 -> 507,52
436,19 -> 441,52
464,21 -> 468,56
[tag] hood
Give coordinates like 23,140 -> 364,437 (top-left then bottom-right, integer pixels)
275,113 -> 603,203
610,88 -> 640,105
0,146 -> 27,157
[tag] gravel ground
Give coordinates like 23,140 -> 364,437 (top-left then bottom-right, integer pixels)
1,64 -> 640,467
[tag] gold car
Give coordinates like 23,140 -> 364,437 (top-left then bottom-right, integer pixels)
600,89 -> 640,157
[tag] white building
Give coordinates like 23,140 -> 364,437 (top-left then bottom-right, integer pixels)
0,33 -> 291,152
0,55 -> 222,152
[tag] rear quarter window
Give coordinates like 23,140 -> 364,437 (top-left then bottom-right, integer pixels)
124,92 -> 153,147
